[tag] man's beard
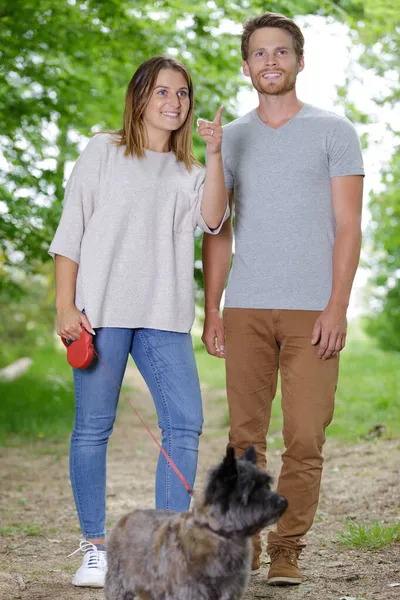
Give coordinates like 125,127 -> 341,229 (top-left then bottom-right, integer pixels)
251,70 -> 297,97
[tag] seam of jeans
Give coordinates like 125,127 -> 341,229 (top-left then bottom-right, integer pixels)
137,330 -> 172,509
71,368 -> 86,535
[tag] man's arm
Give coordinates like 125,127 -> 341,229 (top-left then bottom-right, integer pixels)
201,189 -> 234,357
311,175 -> 363,359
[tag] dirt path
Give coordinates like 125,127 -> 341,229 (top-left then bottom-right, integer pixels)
1,364 -> 399,600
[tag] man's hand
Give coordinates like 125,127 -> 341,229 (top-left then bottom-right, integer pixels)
311,305 -> 347,360
202,310 -> 225,358
57,305 -> 95,341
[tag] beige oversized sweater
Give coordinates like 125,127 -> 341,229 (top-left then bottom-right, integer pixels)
49,134 -> 228,332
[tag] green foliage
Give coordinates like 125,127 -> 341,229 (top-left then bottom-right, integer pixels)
1,329 -> 399,446
194,331 -> 400,445
1,0 -> 386,365
364,145 -> 400,351
0,0 -> 233,292
0,522 -> 43,537
0,261 -> 55,367
0,345 -> 74,443
0,342 -> 134,445
365,280 -> 400,353
328,336 -> 400,440
339,519 -> 400,549
348,0 -> 400,98
343,1 -> 400,350
0,0 -> 362,300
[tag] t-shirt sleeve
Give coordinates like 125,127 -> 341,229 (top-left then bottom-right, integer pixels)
328,117 -> 365,178
222,131 -> 234,189
191,166 -> 230,234
48,135 -> 104,263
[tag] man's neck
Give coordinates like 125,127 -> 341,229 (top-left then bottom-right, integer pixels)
256,91 -> 304,129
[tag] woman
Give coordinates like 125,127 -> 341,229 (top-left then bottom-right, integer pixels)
49,55 -> 228,588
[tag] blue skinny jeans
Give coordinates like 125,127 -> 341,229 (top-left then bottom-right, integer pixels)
70,327 -> 203,539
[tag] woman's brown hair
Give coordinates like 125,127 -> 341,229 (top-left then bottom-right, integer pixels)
115,56 -> 198,171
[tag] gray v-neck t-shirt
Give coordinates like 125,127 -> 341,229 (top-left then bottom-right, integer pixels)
222,104 -> 364,311
49,134 -> 228,332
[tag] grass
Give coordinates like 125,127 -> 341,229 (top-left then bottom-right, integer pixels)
328,336 -> 400,441
0,522 -> 43,537
0,345 -> 75,445
193,336 -> 284,442
338,519 -> 400,549
1,324 -> 399,447
193,323 -> 400,445
0,342 -> 133,446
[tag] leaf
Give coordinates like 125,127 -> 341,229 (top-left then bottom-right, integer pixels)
0,0 -> 370,300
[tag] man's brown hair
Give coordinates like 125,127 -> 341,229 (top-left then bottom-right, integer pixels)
241,12 -> 305,61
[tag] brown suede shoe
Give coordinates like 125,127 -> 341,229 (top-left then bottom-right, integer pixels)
251,533 -> 262,573
267,548 -> 303,585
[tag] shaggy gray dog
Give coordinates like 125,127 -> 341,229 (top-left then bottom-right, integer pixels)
105,446 -> 287,600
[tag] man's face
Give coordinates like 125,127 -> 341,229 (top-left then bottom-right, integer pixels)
243,27 -> 304,97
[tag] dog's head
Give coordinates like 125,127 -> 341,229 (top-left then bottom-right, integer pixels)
201,446 -> 287,537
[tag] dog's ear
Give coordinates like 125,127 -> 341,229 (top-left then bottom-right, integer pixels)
221,446 -> 237,479
205,447 -> 238,509
225,446 -> 235,461
240,446 -> 257,465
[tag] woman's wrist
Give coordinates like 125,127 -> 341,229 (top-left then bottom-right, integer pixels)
206,149 -> 222,159
56,302 -> 76,312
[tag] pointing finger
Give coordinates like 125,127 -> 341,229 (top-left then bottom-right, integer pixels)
213,105 -> 224,125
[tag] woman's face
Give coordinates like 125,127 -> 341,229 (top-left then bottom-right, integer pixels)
143,69 -> 191,135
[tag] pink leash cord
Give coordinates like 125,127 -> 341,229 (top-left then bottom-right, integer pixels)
93,348 -> 194,498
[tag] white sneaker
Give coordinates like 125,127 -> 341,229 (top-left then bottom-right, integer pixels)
69,540 -> 107,588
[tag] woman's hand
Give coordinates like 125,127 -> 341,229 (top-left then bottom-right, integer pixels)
197,106 -> 223,155
57,305 -> 95,341
197,105 -> 228,229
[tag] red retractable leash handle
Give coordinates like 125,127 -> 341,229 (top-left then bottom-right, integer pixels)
62,327 -> 94,369
62,326 -> 194,497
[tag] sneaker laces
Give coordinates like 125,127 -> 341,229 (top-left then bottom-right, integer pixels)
68,540 -> 105,569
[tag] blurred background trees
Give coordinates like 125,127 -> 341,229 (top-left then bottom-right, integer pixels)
348,0 -> 400,351
0,0 -> 399,368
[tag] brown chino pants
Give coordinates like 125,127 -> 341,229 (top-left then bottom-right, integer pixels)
223,308 -> 339,554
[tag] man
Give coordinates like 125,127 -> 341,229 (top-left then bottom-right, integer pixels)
202,12 -> 364,586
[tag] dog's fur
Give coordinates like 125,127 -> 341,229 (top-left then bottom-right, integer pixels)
105,447 -> 287,600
